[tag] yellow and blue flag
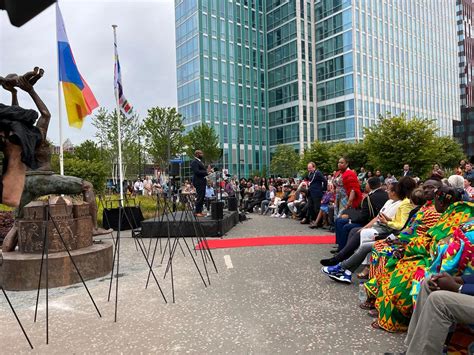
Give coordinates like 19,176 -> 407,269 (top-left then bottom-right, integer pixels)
56,4 -> 98,128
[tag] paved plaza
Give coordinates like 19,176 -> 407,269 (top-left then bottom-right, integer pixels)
0,215 -> 406,354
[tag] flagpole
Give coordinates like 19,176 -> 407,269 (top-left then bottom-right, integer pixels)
56,4 -> 64,175
113,25 -> 124,203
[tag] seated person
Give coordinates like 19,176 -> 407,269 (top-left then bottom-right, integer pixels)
274,185 -> 297,218
465,177 -> 474,200
260,184 -> 274,215
271,184 -> 292,218
246,185 -> 266,212
205,182 -> 215,211
288,188 -> 306,218
242,182 -> 254,209
371,187 -> 468,332
311,184 -> 335,228
332,177 -> 389,252
321,177 -> 416,283
405,273 -> 474,354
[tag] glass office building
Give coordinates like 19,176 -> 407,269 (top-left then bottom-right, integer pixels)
316,0 -> 459,141
454,0 -> 474,157
267,1 -> 317,152
176,0 -> 460,175
175,0 -> 268,177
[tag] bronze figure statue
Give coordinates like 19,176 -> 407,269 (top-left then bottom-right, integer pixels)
0,67 -> 111,251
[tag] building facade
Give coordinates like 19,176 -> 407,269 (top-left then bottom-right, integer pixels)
316,0 -> 459,141
454,0 -> 474,157
175,0 -> 268,177
176,0 -> 460,175
267,0 -> 317,152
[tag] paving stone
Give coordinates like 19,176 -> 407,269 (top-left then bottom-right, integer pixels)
0,214 -> 406,353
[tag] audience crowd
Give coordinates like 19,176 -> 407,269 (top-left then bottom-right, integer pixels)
124,158 -> 474,354
209,159 -> 474,354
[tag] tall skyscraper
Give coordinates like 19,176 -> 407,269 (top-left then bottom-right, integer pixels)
316,0 -> 459,141
454,0 -> 474,157
267,1 -> 317,152
175,0 -> 268,177
176,0 -> 460,176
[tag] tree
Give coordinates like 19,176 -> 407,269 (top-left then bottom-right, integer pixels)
74,140 -> 103,162
141,107 -> 185,169
363,114 -> 438,177
184,124 -> 221,163
91,107 -> 142,178
431,136 -> 465,172
298,141 -> 333,174
328,142 -> 368,173
51,155 -> 109,193
270,144 -> 299,177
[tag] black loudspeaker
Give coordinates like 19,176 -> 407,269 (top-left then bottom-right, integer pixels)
169,162 -> 180,176
211,201 -> 224,220
102,206 -> 144,231
227,196 -> 238,211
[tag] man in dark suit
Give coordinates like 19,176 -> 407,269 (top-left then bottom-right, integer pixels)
401,163 -> 413,177
305,162 -> 327,228
190,150 -> 211,217
405,273 -> 474,354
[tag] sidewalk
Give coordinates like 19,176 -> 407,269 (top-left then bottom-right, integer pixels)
0,214 -> 406,353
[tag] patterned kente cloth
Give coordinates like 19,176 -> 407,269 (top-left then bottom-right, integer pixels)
365,201 -> 439,296
373,202 -> 474,332
411,219 -> 474,301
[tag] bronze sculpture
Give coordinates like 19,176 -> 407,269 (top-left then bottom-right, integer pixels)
0,67 -> 111,251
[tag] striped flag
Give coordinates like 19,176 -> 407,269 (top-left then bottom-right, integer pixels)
56,4 -> 98,128
114,39 -> 133,115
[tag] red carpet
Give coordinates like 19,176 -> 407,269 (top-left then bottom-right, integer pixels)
196,235 -> 335,250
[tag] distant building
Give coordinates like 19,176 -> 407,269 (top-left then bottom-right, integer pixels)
454,0 -> 474,158
52,138 -> 75,155
176,0 -> 461,175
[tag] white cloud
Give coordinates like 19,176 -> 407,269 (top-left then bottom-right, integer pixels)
0,0 -> 177,145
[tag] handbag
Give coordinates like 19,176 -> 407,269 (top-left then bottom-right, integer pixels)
342,194 -> 375,223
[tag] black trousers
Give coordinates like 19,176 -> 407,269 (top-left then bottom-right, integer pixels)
195,184 -> 205,213
334,227 -> 362,262
307,194 -> 322,221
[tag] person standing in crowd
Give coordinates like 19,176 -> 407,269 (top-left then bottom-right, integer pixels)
463,162 -> 474,180
357,167 -> 367,182
190,150 -> 212,217
303,162 -> 327,228
384,173 -> 397,185
333,157 -> 363,218
143,176 -> 152,196
456,159 -> 467,175
401,164 -> 413,177
375,170 -> 384,183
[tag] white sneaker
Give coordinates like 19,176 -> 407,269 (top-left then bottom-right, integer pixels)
273,213 -> 280,218
280,214 -> 287,219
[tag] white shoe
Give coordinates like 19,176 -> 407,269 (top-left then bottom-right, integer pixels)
280,214 -> 287,219
273,213 -> 280,218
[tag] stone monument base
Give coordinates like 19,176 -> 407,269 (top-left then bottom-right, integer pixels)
0,241 -> 113,291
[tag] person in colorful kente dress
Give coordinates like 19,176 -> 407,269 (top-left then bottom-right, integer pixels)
371,186 -> 473,332
364,180 -> 441,308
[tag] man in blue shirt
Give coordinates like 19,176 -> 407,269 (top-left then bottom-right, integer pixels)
405,273 -> 474,354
